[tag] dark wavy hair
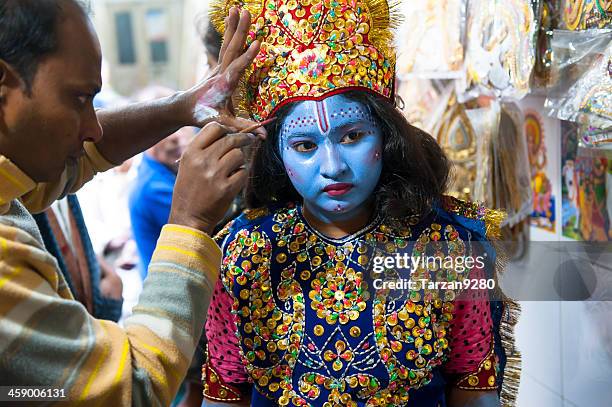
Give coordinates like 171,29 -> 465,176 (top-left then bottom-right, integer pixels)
245,90 -> 451,220
0,0 -> 88,93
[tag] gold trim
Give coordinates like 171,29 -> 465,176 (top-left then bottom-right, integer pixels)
499,300 -> 521,407
484,207 -> 506,240
488,212 -> 521,406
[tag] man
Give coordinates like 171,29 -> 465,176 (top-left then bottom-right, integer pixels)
0,1 -> 261,406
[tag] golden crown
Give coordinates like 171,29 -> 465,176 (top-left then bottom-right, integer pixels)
210,0 -> 399,121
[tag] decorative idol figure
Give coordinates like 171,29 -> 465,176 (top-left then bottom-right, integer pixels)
201,0 -> 520,406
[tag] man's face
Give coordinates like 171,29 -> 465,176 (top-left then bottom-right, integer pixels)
0,2 -> 103,182
149,127 -> 193,173
278,94 -> 383,222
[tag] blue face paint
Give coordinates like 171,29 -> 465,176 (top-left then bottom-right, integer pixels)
279,94 -> 383,223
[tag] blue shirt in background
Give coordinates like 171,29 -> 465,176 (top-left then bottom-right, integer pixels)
129,154 -> 176,279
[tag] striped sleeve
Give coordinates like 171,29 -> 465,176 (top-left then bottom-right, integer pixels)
0,223 -> 220,406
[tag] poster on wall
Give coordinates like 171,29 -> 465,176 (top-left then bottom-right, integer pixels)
522,96 -> 560,233
561,122 -> 612,241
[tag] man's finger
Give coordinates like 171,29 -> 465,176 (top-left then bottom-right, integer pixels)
227,116 -> 267,140
218,7 -> 239,67
226,40 -> 261,84
218,148 -> 247,177
221,9 -> 253,71
213,133 -> 256,158
191,122 -> 236,150
226,167 -> 249,195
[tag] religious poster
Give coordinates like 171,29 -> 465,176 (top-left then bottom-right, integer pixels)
561,122 -> 612,241
522,96 -> 560,233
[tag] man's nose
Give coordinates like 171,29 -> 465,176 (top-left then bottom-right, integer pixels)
319,144 -> 348,179
81,107 -> 103,143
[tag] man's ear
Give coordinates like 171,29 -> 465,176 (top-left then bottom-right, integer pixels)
0,60 -> 23,103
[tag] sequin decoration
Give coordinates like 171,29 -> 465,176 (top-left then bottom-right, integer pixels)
218,203 -> 486,406
209,0 -> 399,121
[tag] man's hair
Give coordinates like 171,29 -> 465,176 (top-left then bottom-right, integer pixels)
245,90 -> 451,221
0,0 -> 88,93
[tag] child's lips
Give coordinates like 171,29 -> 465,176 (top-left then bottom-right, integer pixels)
323,183 -> 353,196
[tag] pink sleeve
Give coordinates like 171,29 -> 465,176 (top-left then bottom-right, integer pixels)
443,264 -> 494,375
205,279 -> 249,384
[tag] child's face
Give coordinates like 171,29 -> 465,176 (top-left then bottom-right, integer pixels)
278,94 -> 383,221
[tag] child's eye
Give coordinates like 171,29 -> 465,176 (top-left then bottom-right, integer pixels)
293,141 -> 317,152
341,131 -> 365,144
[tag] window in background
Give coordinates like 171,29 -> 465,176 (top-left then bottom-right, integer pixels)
145,9 -> 169,64
115,11 -> 136,65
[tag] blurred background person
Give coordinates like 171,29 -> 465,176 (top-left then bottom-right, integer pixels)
34,195 -> 124,322
128,86 -> 193,281
199,20 -> 222,71
127,89 -> 202,407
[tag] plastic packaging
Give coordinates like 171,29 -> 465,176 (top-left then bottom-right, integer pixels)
459,0 -> 537,100
532,0 -> 559,89
579,124 -> 612,147
545,30 -> 612,129
492,102 -> 534,225
396,78 -> 452,132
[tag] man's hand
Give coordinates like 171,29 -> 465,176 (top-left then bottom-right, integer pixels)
180,7 -> 265,137
168,122 -> 255,235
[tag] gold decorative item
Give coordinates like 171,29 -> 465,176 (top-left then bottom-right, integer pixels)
432,92 -> 496,205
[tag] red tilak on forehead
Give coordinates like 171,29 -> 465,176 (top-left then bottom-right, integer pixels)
315,100 -> 330,134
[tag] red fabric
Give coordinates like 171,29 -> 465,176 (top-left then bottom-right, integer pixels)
202,357 -> 245,402
443,264 -> 494,375
205,279 -> 249,384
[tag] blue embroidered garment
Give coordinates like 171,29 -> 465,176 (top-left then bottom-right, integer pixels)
203,197 -> 514,406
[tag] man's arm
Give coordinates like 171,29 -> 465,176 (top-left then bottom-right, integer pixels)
1,119 -> 256,405
94,93 -> 190,165
0,219 -> 219,405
